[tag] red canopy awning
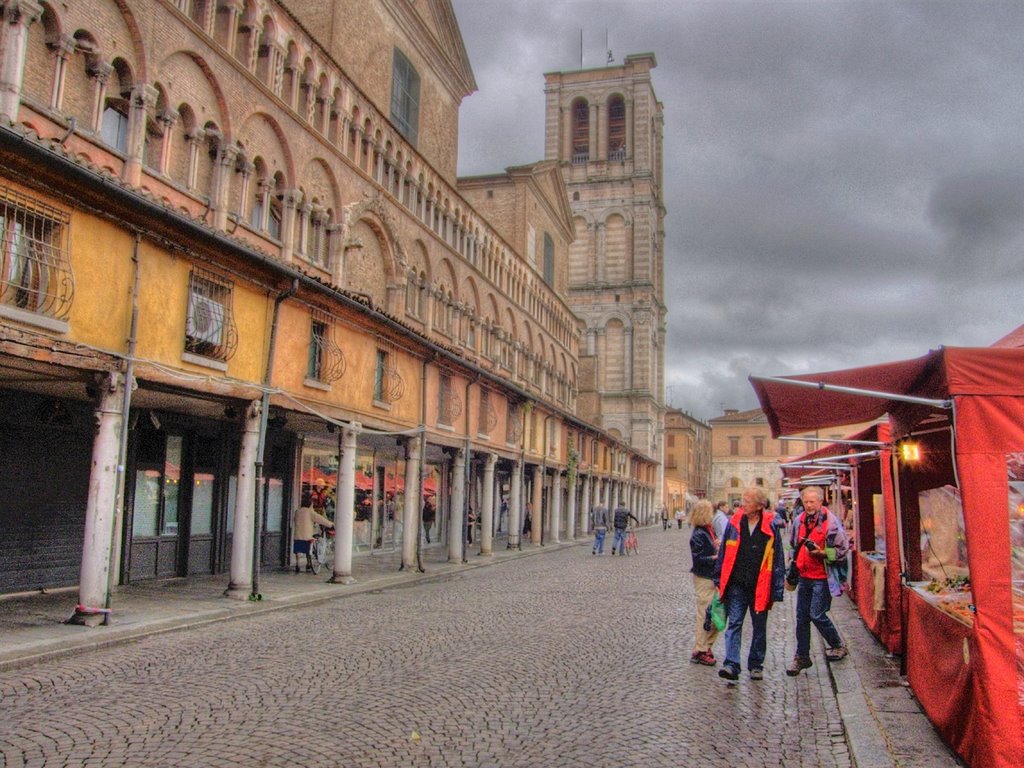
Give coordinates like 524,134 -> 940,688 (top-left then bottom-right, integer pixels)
780,424 -> 884,481
751,346 -> 1024,438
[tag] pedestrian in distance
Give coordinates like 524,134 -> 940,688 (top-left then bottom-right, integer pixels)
611,503 -> 639,555
712,500 -> 729,543
591,502 -> 610,554
522,502 -> 533,537
292,492 -> 334,573
421,496 -> 436,543
675,507 -> 684,529
689,499 -> 719,666
713,486 -> 786,681
786,486 -> 850,676
661,505 -> 670,530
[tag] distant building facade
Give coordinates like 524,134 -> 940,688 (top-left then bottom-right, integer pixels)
663,408 -> 710,512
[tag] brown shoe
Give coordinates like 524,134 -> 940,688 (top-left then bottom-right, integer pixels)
786,656 -> 813,677
826,646 -> 849,662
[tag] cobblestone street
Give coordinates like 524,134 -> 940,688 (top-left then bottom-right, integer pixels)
0,530 -> 851,768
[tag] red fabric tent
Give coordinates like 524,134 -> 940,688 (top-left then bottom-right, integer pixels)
752,347 -> 1024,768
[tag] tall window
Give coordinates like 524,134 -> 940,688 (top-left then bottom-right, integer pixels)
307,318 -> 327,381
607,95 -> 626,161
728,436 -> 739,456
184,268 -> 237,363
0,186 -> 73,321
438,372 -> 461,426
390,48 -> 420,146
101,103 -> 129,153
754,436 -> 764,456
571,99 -> 589,163
373,349 -> 388,402
543,233 -> 555,285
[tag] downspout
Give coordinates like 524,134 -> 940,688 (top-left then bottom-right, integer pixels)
251,278 -> 299,600
103,232 -> 142,624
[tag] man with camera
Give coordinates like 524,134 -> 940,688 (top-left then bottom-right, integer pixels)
786,485 -> 850,676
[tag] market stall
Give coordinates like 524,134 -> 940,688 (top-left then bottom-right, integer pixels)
781,424 -> 902,653
751,347 -> 1024,768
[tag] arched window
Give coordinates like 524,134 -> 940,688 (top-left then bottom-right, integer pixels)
542,232 -> 555,286
100,60 -> 133,154
268,171 -> 285,240
571,98 -> 589,164
607,95 -> 626,161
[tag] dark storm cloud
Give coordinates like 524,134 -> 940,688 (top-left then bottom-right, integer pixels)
452,0 -> 1024,420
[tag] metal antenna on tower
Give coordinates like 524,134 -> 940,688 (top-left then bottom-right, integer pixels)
606,28 -> 613,63
580,28 -> 584,68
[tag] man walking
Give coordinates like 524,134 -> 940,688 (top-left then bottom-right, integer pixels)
590,502 -> 610,554
712,500 -> 730,543
787,486 -> 850,676
714,487 -> 785,681
611,502 -> 639,556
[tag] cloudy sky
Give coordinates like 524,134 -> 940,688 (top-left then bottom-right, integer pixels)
450,0 -> 1024,421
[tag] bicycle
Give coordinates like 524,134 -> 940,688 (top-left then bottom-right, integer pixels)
623,524 -> 640,556
310,525 -> 335,575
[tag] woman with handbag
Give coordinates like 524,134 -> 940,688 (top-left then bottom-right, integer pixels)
688,499 -> 720,665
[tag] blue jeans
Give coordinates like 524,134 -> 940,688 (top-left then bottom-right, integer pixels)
795,577 -> 843,657
722,582 -> 769,672
612,527 -> 627,554
593,527 -> 606,553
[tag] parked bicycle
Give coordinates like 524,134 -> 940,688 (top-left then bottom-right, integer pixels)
310,525 -> 335,575
623,523 -> 640,556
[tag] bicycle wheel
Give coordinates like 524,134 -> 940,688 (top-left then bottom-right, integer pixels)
310,537 -> 325,574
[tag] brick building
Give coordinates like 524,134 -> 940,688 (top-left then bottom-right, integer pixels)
0,0 -> 658,611
662,408 -> 710,514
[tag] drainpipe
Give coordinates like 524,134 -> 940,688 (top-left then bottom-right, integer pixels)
251,278 -> 299,600
102,232 -> 142,623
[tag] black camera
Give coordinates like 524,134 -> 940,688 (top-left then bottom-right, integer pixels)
804,540 -> 817,551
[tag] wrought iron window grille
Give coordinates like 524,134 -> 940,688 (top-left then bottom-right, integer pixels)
184,267 -> 238,362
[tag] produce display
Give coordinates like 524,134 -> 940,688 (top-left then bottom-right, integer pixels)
919,577 -> 974,626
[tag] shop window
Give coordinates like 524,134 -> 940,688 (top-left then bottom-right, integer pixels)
0,186 -> 73,324
390,48 -> 420,146
184,268 -> 237,364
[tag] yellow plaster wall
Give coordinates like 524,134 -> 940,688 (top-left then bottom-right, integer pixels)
66,212 -> 132,353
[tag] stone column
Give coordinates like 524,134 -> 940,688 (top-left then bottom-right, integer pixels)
549,469 -> 562,544
68,373 -> 125,625
278,188 -> 301,263
401,436 -> 421,569
565,468 -> 577,541
0,0 -> 41,121
588,102 -> 598,160
580,473 -> 592,536
225,400 -> 261,599
209,143 -> 240,230
48,33 -> 75,111
595,222 -> 606,283
531,465 -> 543,545
480,453 -> 496,556
449,448 -> 466,563
88,61 -> 113,133
122,83 -> 158,186
330,424 -> 358,583
508,459 -> 523,549
624,327 -> 634,390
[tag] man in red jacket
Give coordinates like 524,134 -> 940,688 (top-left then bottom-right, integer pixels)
714,487 -> 786,681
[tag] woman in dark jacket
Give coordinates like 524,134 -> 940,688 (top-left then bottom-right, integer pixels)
689,499 -> 719,665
